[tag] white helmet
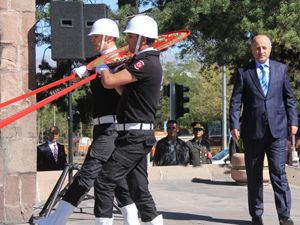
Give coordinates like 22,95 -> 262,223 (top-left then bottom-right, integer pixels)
124,15 -> 158,39
88,18 -> 119,38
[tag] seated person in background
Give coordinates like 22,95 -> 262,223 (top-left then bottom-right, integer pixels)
186,122 -> 211,166
152,120 -> 190,166
37,126 -> 67,171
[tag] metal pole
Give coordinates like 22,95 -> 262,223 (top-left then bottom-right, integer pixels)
68,79 -> 73,183
222,65 -> 227,149
53,105 -> 56,126
170,82 -> 176,120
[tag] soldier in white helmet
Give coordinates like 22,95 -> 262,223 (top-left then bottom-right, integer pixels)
35,18 -> 140,225
95,14 -> 164,225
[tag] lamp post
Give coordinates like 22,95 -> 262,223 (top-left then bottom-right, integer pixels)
67,79 -> 74,183
222,65 -> 227,149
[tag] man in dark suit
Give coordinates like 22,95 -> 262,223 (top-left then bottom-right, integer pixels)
229,34 -> 298,225
37,126 -> 67,171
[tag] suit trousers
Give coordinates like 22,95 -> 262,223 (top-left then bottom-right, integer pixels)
243,125 -> 291,220
63,124 -> 133,213
93,130 -> 159,222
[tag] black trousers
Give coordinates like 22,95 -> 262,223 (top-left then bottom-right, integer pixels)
63,124 -> 133,215
243,125 -> 291,220
94,130 -> 159,222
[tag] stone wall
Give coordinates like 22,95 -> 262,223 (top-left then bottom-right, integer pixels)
0,0 -> 36,223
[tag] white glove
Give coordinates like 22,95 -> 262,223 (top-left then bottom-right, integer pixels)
95,64 -> 109,74
72,65 -> 89,78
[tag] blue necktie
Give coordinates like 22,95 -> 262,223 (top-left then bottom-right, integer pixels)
259,65 -> 268,95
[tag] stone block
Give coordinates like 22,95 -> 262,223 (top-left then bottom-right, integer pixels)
0,187 -> 4,221
0,45 -> 18,70
20,173 -> 36,209
11,0 -> 35,12
21,12 -> 36,43
0,12 -> 21,44
5,205 -> 24,222
0,0 -> 7,9
7,137 -> 37,173
0,123 -> 18,139
0,71 -> 23,102
5,175 -> 19,205
20,47 -> 29,71
0,150 -> 3,186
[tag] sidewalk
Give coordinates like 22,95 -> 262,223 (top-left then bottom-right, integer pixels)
32,165 -> 300,225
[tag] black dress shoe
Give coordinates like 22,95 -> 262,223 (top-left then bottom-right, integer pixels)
251,217 -> 264,225
279,218 -> 294,225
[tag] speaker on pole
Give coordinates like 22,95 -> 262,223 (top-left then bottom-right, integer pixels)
51,2 -> 108,60
51,1 -> 84,60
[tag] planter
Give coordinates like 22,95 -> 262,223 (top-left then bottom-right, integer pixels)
231,153 -> 270,184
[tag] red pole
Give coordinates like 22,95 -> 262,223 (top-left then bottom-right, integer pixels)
0,74 -> 96,129
0,74 -> 76,108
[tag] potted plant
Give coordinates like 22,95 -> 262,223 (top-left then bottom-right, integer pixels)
230,138 -> 269,184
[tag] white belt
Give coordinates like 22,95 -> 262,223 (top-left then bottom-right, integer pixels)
92,115 -> 117,125
116,123 -> 154,131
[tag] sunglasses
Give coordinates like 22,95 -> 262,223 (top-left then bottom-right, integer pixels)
193,128 -> 203,132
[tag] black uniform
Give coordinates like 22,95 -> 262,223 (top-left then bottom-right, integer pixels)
94,49 -> 162,221
62,55 -> 133,215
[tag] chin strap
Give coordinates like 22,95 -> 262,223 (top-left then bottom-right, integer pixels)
134,35 -> 142,54
99,35 -> 106,52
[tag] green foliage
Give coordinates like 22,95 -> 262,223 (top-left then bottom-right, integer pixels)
236,138 -> 245,153
37,104 -> 68,143
160,58 -> 233,133
149,0 -> 300,113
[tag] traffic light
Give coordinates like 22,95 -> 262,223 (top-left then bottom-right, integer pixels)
175,83 -> 190,118
163,84 -> 170,97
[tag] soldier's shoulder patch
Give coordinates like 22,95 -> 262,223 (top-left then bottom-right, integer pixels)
134,60 -> 145,70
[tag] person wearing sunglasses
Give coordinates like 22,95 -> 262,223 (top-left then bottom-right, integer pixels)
37,126 -> 67,171
186,122 -> 211,166
152,120 -> 190,166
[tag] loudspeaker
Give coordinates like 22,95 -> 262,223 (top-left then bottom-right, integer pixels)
51,1 -> 84,60
83,4 -> 108,59
51,1 -> 108,60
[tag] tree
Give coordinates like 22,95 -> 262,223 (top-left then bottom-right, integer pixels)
161,58 -> 233,134
147,0 -> 300,112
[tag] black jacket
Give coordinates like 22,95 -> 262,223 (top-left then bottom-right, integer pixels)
37,142 -> 67,171
152,137 -> 190,166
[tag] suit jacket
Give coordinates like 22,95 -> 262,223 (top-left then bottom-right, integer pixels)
37,142 -> 67,171
230,60 -> 298,140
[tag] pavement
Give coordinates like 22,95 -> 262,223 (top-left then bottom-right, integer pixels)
30,164 -> 300,225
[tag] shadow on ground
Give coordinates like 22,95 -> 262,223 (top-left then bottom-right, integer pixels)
160,211 -> 251,225
191,178 -> 243,186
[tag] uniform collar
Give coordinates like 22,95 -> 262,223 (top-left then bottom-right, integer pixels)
136,47 -> 155,55
100,46 -> 117,55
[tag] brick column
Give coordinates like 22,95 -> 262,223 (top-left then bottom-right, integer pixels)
0,0 -> 37,223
